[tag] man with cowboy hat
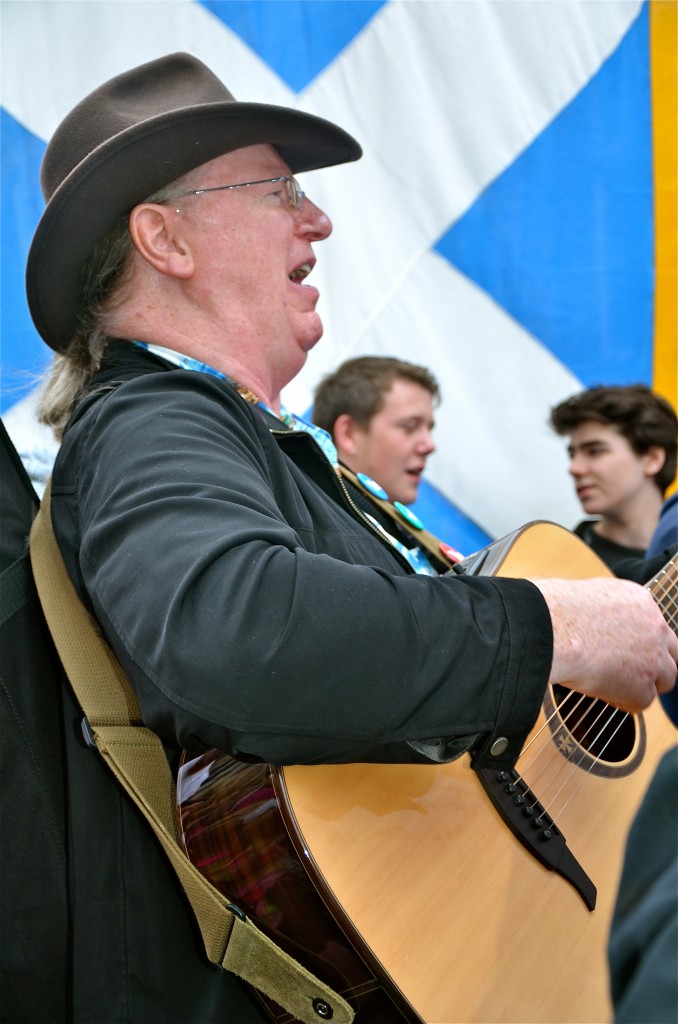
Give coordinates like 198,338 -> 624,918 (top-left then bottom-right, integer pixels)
26,53 -> 676,1022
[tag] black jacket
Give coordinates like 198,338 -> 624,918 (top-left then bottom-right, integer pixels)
50,341 -> 554,1021
608,746 -> 678,1023
53,342 -> 552,768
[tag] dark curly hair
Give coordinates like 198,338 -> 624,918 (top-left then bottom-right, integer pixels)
550,384 -> 677,494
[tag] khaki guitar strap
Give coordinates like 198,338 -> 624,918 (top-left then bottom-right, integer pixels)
29,480 -> 354,1024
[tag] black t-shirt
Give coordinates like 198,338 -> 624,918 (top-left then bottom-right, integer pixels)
573,519 -> 672,584
574,520 -> 644,573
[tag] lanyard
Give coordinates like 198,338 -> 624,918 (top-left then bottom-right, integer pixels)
137,342 -> 440,575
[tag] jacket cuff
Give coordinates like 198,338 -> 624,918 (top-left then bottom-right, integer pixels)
470,578 -> 552,770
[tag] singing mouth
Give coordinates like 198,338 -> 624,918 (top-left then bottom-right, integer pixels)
289,263 -> 311,283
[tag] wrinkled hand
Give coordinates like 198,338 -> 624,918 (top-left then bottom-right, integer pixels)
532,577 -> 678,713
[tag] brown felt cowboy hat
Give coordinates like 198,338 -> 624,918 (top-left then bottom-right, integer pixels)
26,51 -> 361,353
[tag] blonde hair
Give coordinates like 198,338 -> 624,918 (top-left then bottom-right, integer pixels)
313,356 -> 440,434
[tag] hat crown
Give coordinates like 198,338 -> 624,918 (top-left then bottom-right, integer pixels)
40,53 -> 235,201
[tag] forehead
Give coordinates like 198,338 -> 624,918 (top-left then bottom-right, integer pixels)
568,420 -> 627,449
379,378 -> 435,415
191,143 -> 288,184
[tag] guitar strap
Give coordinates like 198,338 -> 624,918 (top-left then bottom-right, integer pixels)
338,465 -> 463,570
29,479 -> 354,1024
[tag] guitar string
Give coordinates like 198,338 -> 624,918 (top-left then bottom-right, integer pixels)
654,577 -> 677,623
509,557 -> 677,823
516,692 -> 605,810
653,561 -> 677,632
536,702 -> 627,816
510,690 -> 595,812
520,690 -> 586,761
657,588 -> 678,629
523,701 -> 630,821
521,687 -> 612,771
552,710 -> 631,819
518,693 -> 626,817
518,691 -> 589,777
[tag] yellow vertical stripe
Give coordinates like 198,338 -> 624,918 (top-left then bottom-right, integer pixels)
650,0 -> 677,412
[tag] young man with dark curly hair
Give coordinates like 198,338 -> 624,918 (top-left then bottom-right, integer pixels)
550,384 -> 677,573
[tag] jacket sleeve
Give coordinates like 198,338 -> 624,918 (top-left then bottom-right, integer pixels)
52,370 -> 553,768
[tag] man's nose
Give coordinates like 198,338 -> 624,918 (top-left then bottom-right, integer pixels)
296,197 -> 332,241
418,430 -> 436,456
568,453 -> 585,477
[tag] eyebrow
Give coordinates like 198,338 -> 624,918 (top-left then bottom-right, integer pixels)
395,416 -> 435,427
567,439 -> 610,457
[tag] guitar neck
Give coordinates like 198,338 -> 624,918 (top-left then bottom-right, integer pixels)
649,557 -> 678,635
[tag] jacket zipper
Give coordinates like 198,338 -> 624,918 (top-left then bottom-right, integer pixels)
269,427 -> 415,573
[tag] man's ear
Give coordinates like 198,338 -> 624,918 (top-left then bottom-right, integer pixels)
643,445 -> 667,479
128,203 -> 194,279
333,413 -> 362,457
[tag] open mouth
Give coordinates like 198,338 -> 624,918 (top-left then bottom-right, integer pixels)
288,263 -> 311,283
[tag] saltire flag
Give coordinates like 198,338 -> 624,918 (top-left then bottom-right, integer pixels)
2,0 -> 675,554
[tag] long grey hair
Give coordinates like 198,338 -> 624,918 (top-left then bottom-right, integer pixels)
38,176 -> 193,437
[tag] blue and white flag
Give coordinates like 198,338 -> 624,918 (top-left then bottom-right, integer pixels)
2,0 -> 674,551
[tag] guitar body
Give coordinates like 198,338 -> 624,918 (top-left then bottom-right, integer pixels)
177,522 -> 677,1023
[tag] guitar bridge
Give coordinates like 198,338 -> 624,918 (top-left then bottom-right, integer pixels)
476,767 -> 597,910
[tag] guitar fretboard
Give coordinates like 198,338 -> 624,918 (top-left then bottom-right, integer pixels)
649,558 -> 677,635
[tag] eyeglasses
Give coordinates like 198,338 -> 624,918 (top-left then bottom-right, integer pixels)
170,175 -> 305,210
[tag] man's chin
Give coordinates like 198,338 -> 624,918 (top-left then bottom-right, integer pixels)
579,499 -> 602,516
293,311 -> 324,352
395,487 -> 418,507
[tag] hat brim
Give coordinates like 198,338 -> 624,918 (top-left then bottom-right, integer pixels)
27,101 -> 361,352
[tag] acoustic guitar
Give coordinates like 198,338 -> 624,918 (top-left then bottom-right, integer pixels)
177,521 -> 677,1023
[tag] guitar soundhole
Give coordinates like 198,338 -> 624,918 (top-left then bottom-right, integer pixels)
548,685 -> 646,777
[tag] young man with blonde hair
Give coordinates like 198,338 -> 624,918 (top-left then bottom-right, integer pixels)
313,355 -> 439,505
